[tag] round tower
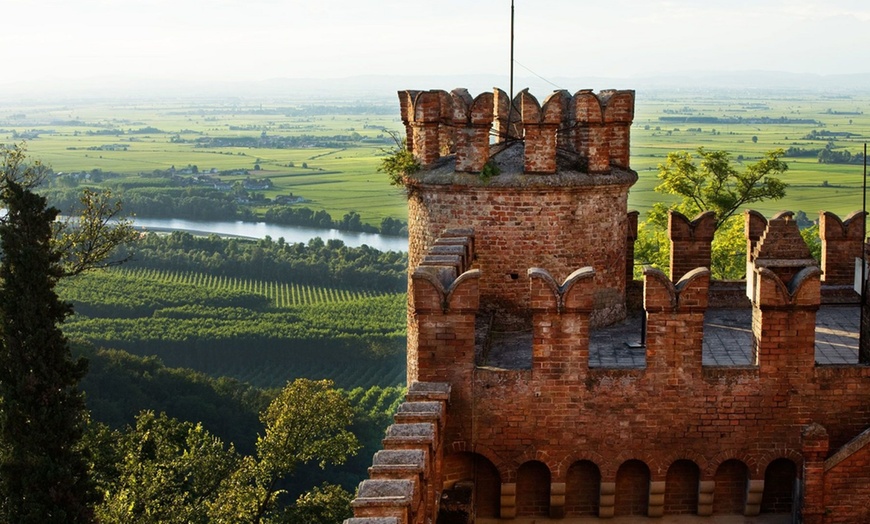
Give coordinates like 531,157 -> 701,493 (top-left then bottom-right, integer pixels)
400,87 -> 637,331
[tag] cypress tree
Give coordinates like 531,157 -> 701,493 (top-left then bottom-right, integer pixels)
0,174 -> 96,522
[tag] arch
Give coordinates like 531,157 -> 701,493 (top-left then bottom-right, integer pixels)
516,460 -> 551,517
713,459 -> 749,514
664,459 -> 700,515
565,460 -> 601,517
614,459 -> 650,517
441,452 -> 501,518
761,458 -> 797,514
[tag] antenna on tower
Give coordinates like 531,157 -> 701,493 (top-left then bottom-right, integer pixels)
509,0 -> 515,104
505,0 -> 518,142
861,142 -> 868,363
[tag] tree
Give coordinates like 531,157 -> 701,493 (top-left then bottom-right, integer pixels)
655,147 -> 788,230
0,145 -> 137,522
752,135 -> 758,143
86,379 -> 359,524
0,152 -> 97,522
93,412 -> 240,524
208,379 -> 359,523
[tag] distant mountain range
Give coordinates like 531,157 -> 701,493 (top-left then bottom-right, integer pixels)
2,71 -> 869,103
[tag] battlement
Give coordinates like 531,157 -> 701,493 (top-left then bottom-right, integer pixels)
398,87 -> 635,175
390,77 -> 870,522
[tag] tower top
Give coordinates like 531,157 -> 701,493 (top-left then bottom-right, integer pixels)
398,87 -> 636,182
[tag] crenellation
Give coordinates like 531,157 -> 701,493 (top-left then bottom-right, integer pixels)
820,210 -> 867,287
668,210 -> 716,282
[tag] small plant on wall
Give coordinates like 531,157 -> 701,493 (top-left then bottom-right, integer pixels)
379,130 -> 420,187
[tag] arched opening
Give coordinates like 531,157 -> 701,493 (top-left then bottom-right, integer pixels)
516,460 -> 550,516
615,459 -> 650,516
664,459 -> 700,515
439,452 -> 501,519
565,460 -> 601,516
713,459 -> 749,514
761,458 -> 797,514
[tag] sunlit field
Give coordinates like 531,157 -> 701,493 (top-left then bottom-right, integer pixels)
3,89 -> 868,225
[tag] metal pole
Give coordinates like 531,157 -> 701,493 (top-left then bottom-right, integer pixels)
861,142 -> 868,363
508,0 -> 515,140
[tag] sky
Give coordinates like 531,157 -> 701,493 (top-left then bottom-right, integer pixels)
3,0 -> 869,90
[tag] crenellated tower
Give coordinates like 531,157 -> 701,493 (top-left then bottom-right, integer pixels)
346,86 -> 870,524
401,88 -> 637,378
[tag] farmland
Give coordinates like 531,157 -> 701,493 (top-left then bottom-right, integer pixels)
2,88 -> 868,227
59,266 -> 407,390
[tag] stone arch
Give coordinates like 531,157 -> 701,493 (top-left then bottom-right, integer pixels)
760,458 -> 798,515
614,459 -> 650,517
516,460 -> 551,517
565,459 -> 601,517
664,459 -> 700,515
441,451 -> 501,518
713,459 -> 749,515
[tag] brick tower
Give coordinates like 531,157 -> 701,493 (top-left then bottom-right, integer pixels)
400,88 -> 637,383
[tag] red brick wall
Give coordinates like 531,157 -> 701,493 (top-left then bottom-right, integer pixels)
614,460 -> 650,516
516,461 -> 551,516
565,460 -> 600,516
713,460 -> 748,514
760,458 -> 796,514
408,179 -> 635,328
432,270 -> 870,520
823,441 -> 870,523
664,460 -> 700,514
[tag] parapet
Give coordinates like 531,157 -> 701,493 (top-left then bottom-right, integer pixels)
668,211 -> 717,282
347,383 -> 452,524
398,87 -> 635,175
820,210 -> 867,286
411,230 -> 478,314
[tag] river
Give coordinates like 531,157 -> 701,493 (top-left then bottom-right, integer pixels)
132,217 -> 409,252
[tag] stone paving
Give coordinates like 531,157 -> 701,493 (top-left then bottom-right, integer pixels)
483,306 -> 862,369
588,306 -> 861,368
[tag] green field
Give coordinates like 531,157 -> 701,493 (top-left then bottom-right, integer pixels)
59,267 -> 408,389
2,89 -> 869,224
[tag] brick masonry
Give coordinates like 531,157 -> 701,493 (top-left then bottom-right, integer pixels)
346,87 -> 870,524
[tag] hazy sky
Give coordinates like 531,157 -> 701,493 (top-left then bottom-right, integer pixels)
4,0 -> 869,87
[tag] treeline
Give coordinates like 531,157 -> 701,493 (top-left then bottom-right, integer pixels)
784,145 -> 866,165
265,206 -> 408,235
658,115 -> 820,124
121,231 -> 407,290
41,185 -> 409,235
183,133 -> 392,149
77,343 -> 405,496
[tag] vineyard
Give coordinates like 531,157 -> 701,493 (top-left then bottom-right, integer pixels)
59,267 -> 408,389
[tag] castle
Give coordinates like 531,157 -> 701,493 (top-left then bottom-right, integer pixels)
344,87 -> 870,523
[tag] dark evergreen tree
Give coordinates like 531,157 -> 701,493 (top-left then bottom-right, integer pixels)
0,172 -> 97,521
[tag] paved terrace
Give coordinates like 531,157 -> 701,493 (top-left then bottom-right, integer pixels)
482,306 -> 861,369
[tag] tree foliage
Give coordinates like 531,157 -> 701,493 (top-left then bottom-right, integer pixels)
655,147 -> 788,229
378,131 -> 420,187
0,146 -> 98,522
0,145 -> 136,522
90,379 -> 359,524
